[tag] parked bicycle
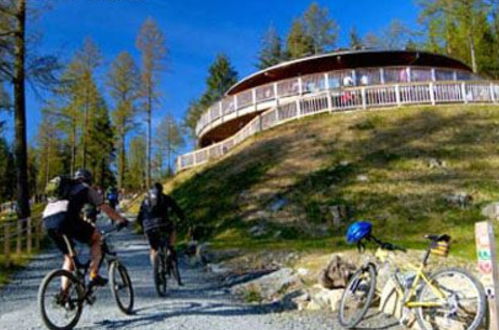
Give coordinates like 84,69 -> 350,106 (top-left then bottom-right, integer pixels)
338,221 -> 486,330
38,227 -> 134,330
153,242 -> 181,297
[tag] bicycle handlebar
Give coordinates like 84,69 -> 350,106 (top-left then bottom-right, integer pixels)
370,236 -> 407,253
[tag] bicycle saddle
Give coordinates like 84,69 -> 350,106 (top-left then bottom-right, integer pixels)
424,234 -> 451,242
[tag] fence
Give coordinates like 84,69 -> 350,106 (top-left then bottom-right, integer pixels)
177,80 -> 499,172
0,217 -> 44,266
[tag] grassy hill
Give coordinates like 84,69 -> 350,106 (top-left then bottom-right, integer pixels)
167,104 -> 499,260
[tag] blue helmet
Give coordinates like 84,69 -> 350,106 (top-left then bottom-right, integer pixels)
346,221 -> 372,244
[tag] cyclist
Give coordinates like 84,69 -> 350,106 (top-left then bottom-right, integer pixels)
137,182 -> 186,286
106,186 -> 119,210
44,169 -> 129,289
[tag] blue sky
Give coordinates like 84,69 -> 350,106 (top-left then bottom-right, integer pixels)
8,0 -> 420,151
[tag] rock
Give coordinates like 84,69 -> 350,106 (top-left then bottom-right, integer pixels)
187,241 -> 213,265
269,197 -> 289,212
481,202 -> 499,220
318,255 -> 356,289
339,160 -> 350,167
308,285 -> 344,311
357,174 -> 369,182
249,223 -> 268,237
291,291 -> 311,311
206,263 -> 231,274
427,158 -> 447,169
328,205 -> 348,226
444,192 -> 472,209
296,268 -> 309,277
231,268 -> 299,301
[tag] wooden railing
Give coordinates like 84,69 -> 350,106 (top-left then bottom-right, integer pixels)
177,80 -> 499,172
0,217 -> 44,266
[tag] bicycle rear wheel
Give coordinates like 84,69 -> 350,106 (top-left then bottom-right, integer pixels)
338,263 -> 377,328
153,250 -> 168,297
416,267 -> 486,330
109,261 -> 134,314
38,269 -> 84,330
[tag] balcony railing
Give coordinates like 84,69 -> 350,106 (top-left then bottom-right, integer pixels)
178,80 -> 499,172
195,66 -> 479,138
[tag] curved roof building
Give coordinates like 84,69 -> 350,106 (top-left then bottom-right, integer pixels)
178,49 -> 495,171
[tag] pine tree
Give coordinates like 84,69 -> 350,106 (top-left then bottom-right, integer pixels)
256,24 -> 284,70
302,2 -> 339,54
107,51 -> 140,189
136,17 -> 167,189
184,55 -> 238,138
286,19 -> 314,59
206,54 -> 238,101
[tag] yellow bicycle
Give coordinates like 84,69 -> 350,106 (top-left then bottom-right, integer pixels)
338,234 -> 486,329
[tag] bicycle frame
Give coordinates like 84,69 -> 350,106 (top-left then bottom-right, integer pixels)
375,247 -> 448,309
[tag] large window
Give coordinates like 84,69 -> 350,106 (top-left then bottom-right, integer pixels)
384,67 -> 409,83
435,69 -> 455,81
356,68 -> 381,85
411,68 -> 432,82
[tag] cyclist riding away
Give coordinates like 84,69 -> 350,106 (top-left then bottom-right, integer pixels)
42,169 -> 129,289
106,186 -> 119,210
137,182 -> 186,286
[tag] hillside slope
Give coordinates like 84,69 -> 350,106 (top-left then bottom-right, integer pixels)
168,105 -> 499,259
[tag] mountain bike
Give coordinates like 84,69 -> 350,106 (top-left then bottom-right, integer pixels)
153,241 -> 182,297
38,228 -> 134,330
338,234 -> 486,330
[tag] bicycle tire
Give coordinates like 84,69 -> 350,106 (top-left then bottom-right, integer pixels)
38,269 -> 84,330
167,251 -> 182,286
338,263 -> 377,328
154,249 -> 168,297
415,267 -> 486,330
109,261 -> 134,314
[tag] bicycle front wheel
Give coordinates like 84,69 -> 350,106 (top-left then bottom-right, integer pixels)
416,267 -> 486,330
338,263 -> 377,328
109,261 -> 134,314
38,269 -> 84,330
154,250 -> 168,297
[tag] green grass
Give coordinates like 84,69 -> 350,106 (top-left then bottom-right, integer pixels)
163,104 -> 499,261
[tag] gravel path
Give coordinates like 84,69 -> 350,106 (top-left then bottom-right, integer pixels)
0,226 -> 402,329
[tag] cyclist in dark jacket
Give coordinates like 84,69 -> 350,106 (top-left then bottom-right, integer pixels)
45,169 -> 129,287
137,182 -> 185,285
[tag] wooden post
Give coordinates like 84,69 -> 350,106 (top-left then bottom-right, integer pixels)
35,218 -> 41,250
3,222 -> 10,266
16,220 -> 22,254
26,217 -> 32,254
475,221 -> 499,330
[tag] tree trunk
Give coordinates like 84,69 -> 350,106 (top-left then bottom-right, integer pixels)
146,86 -> 152,188
13,0 -> 30,219
119,129 -> 126,189
468,31 -> 477,73
71,119 -> 76,175
82,80 -> 89,168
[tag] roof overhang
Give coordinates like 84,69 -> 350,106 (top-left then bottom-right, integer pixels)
227,49 -> 472,95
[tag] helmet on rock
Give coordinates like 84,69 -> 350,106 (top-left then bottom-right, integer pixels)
346,221 -> 372,244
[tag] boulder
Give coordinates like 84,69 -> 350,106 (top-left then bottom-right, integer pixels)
481,202 -> 499,220
248,223 -> 268,237
427,158 -> 447,169
231,268 -> 299,301
308,284 -> 344,311
269,197 -> 289,212
444,192 -> 472,209
318,255 -> 356,289
357,174 -> 369,182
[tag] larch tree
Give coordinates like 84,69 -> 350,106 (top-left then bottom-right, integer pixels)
256,24 -> 285,70
107,51 -> 140,189
286,19 -> 314,59
0,0 -> 60,218
349,27 -> 364,49
136,17 -> 167,189
127,135 -> 147,190
302,2 -> 339,54
154,113 -> 184,176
